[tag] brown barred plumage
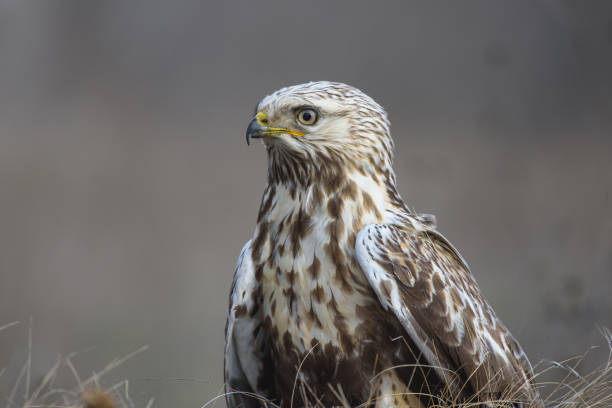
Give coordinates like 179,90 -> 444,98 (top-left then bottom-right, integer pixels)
224,82 -> 542,407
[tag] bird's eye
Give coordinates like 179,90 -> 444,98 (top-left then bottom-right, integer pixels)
296,109 -> 318,125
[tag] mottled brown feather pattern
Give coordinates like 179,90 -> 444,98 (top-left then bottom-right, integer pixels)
225,82 -> 541,408
359,224 -> 540,403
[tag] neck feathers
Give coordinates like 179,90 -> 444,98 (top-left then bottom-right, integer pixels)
255,167 -> 406,254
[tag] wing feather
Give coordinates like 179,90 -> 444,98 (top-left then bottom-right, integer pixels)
355,222 -> 539,404
224,240 -> 272,407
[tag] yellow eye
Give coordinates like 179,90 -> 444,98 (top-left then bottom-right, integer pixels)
296,109 -> 318,125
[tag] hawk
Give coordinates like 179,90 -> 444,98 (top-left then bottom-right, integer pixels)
224,82 -> 541,407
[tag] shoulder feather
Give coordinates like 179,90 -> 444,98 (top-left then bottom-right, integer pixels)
355,223 -> 539,403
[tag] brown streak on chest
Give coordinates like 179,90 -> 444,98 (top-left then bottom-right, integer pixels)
251,176 -> 407,406
252,222 -> 269,264
257,185 -> 276,222
289,208 -> 312,257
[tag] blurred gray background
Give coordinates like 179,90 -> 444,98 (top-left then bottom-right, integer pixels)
1,1 -> 611,406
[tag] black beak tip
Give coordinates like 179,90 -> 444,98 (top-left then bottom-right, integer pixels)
246,117 -> 264,146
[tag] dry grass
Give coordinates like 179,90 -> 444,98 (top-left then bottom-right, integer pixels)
3,321 -> 610,408
533,328 -> 612,408
214,329 -> 612,408
1,321 -> 153,408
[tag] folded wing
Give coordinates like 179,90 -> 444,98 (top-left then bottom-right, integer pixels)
224,241 -> 273,407
355,222 -> 539,404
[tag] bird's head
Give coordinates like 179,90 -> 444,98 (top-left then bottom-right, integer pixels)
246,82 -> 395,186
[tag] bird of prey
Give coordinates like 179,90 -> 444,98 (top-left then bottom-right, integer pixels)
224,82 -> 541,407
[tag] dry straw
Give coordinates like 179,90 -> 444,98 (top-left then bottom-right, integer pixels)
1,321 -> 153,408
213,328 -> 612,408
2,321 -> 610,407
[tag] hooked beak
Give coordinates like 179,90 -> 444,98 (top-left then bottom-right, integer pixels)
245,116 -> 267,146
246,111 -> 305,146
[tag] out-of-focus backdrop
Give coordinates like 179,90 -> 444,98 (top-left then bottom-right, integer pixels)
1,1 -> 611,406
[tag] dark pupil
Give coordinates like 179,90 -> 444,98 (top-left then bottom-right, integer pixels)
302,111 -> 312,122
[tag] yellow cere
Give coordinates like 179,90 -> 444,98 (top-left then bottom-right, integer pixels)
255,110 -> 269,126
256,110 -> 304,137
